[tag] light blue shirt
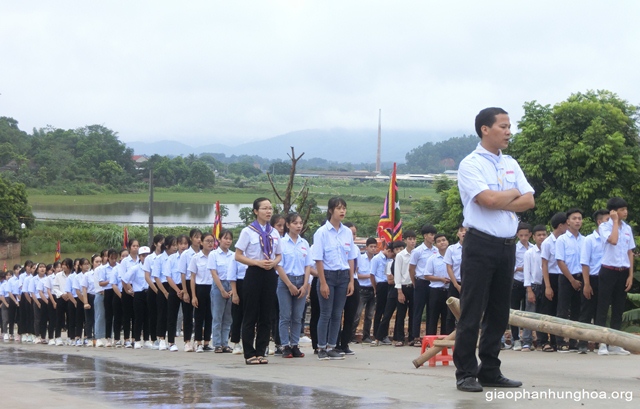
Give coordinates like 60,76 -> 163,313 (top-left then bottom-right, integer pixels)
278,234 -> 313,277
228,258 -> 247,281
163,253 -> 183,284
142,252 -> 158,274
426,253 -> 449,289
555,231 -> 584,276
9,276 -> 20,296
580,230 -> 604,276
109,264 -> 123,292
65,272 -> 79,297
458,144 -> 534,238
523,245 -> 543,286
409,243 -> 438,278
357,253 -> 374,287
152,252 -> 169,283
541,234 -> 561,275
189,251 -> 213,285
514,241 -> 531,282
119,255 -> 139,286
311,221 -> 358,271
207,247 -> 235,281
98,264 -> 117,290
21,274 -> 31,294
79,271 -> 96,295
235,224 -> 283,261
443,242 -> 462,282
123,262 -> 148,292
370,252 -> 391,284
27,275 -> 36,295
599,219 -> 635,268
34,276 -> 46,299
179,247 -> 197,281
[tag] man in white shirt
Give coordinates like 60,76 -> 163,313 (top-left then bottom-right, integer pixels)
394,231 -> 416,344
509,222 -> 532,351
522,225 -> 548,352
444,225 -> 465,334
353,238 -> 378,344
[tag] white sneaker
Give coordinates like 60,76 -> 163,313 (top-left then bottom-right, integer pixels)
513,340 -> 522,351
114,340 -> 123,348
598,343 -> 609,355
105,339 -> 113,348
299,336 -> 312,344
125,341 -> 133,348
96,339 -> 104,347
85,339 -> 93,347
196,344 -> 204,353
15,335 -> 21,343
144,341 -> 153,349
232,343 -> 243,355
608,346 -> 631,356
159,340 -> 168,351
55,338 -> 63,346
27,335 -> 33,342
74,339 -> 82,347
33,338 -> 40,344
152,340 -> 160,350
134,341 -> 143,349
169,344 -> 179,352
48,339 -> 56,346
184,341 -> 194,352
3,334 -> 8,342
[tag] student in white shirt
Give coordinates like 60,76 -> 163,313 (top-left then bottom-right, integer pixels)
119,242 -> 139,349
153,236 -> 177,351
209,229 -> 236,353
98,250 -> 117,347
394,231 -> 417,345
425,234 -> 451,335
33,263 -> 48,343
0,272 -> 9,340
123,246 -> 151,349
189,232 -> 216,353
444,225 -> 465,334
18,261 -> 34,341
63,258 -> 82,346
179,228 -> 202,353
409,224 -> 438,346
229,253 -> 248,355
522,225 -> 548,352
510,223 -> 532,351
111,249 -> 130,348
75,258 -> 93,346
376,241 -> 407,346
161,236 -> 183,352
43,264 -> 57,344
143,235 -> 164,349
354,237 -> 378,344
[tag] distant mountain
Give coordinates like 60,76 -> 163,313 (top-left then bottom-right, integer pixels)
127,128 -> 469,163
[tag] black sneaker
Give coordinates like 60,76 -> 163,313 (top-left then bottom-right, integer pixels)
281,345 -> 293,358
333,347 -> 346,355
317,349 -> 329,361
202,345 -> 214,352
341,347 -> 355,355
327,349 -> 345,360
380,337 -> 392,346
291,345 -> 305,358
313,348 -> 318,354
274,345 -> 283,356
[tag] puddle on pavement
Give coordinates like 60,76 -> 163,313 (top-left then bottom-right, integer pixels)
0,347 -> 396,408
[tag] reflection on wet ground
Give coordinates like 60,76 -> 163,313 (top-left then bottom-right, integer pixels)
1,348 -> 395,408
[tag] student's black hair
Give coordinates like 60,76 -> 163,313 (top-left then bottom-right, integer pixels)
13,264 -> 21,271
151,234 -> 165,253
517,222 -> 532,233
565,208 -> 583,219
592,209 -> 609,223
107,249 -> 118,259
201,232 -> 214,242
177,234 -> 190,247
326,197 -> 347,220
119,248 -> 128,257
403,230 -> 417,239
189,228 -> 203,239
420,224 -> 437,236
35,263 -> 46,274
46,264 -> 53,272
100,249 -> 109,260
456,224 -> 465,230
24,260 -> 34,268
127,238 -> 139,250
270,214 -> 285,227
365,237 -> 378,246
61,258 -> 74,271
162,235 -> 177,253
392,240 -> 406,249
532,224 -> 547,235
343,222 -> 355,228
90,254 -> 101,266
79,258 -> 90,268
219,229 -> 233,241
434,233 -> 447,242
283,212 -> 302,234
52,261 -> 61,269
550,212 -> 568,229
607,197 -> 628,211
475,107 -> 508,138
252,197 -> 271,214
73,258 -> 81,273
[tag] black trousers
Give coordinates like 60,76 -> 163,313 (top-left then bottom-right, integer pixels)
66,298 -> 77,339
121,292 -> 133,340
182,279 -> 194,342
394,284 -> 414,342
133,291 -> 150,342
8,298 -> 18,335
230,279 -> 244,344
55,298 -> 67,338
18,297 -> 30,334
539,274 -> 559,346
446,283 -> 460,334
556,273 -> 582,347
427,287 -> 450,335
167,283 -> 180,344
510,280 -> 526,341
376,286 -> 397,341
85,294 -> 95,339
453,230 -> 514,382
47,298 -> 56,339
373,282 -> 389,339
596,267 -> 629,331
104,289 -> 114,339
156,283 -> 169,339
337,280 -> 360,349
146,289 -> 158,341
578,275 -> 599,349
75,297 -> 84,338
270,290 -> 281,346
194,284 -> 212,342
112,293 -> 123,341
412,279 -> 430,339
35,301 -> 47,339
310,277 -> 320,350
242,267 -> 277,359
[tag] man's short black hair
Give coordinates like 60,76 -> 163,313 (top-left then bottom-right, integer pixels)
517,222 -> 532,233
392,240 -> 406,249
607,197 -> 628,211
532,224 -> 547,234
421,224 -> 437,236
365,237 -> 377,247
550,212 -> 568,229
343,222 -> 355,228
475,107 -> 508,138
566,208 -> 583,219
434,233 -> 447,241
593,209 -> 609,223
403,230 -> 417,239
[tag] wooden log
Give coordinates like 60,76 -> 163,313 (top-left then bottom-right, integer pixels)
412,330 -> 456,368
433,340 -> 456,347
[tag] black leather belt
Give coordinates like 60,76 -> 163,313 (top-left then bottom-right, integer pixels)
468,228 -> 517,245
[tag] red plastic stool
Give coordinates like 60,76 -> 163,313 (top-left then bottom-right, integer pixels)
420,335 -> 454,367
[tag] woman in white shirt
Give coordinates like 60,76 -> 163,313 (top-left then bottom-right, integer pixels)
189,232 -> 215,352
209,229 -> 235,353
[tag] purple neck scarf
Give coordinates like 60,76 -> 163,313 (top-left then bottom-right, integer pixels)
249,220 -> 274,260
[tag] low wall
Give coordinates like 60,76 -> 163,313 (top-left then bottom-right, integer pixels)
0,242 -> 21,261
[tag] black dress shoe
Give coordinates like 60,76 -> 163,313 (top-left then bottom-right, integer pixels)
456,377 -> 483,392
478,375 -> 522,388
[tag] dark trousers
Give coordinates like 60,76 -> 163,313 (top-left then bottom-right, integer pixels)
146,289 -> 158,341
47,299 -> 56,339
376,287 -> 397,341
18,297 -> 30,334
510,279 -> 526,341
133,291 -> 150,342
354,285 -> 375,340
539,274 -> 559,346
194,284 -> 212,342
557,273 -> 582,347
373,282 -> 389,339
55,298 -> 67,338
35,302 -> 47,339
446,283 -> 460,334
85,294 -> 95,339
427,287 -> 450,335
112,294 -> 123,341
242,266 -> 277,359
338,280 -> 360,349
75,298 -> 85,338
182,280 -> 193,342
66,298 -> 77,338
270,292 -> 281,346
167,284 -> 180,344
394,284 -> 414,342
156,283 -> 169,339
412,279 -> 430,339
453,231 -> 514,382
578,275 -> 599,349
122,292 -> 133,340
104,289 -> 114,338
8,298 -> 18,335
230,279 -> 243,344
310,277 -> 320,350
596,267 -> 629,330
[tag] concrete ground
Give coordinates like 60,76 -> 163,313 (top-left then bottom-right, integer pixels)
1,339 -> 638,408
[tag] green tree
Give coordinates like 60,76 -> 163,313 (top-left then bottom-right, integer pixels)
0,175 -> 33,241
239,207 -> 254,225
98,160 -> 127,187
229,162 -> 262,178
185,161 -> 215,188
405,134 -> 477,173
508,90 -> 640,225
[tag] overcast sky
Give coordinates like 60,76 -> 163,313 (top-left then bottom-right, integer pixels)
1,1 -> 639,146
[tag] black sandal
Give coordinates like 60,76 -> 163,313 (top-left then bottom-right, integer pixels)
245,356 -> 260,365
257,356 -> 269,364
222,346 -> 233,353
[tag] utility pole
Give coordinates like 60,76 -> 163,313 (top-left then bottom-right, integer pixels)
376,109 -> 381,174
148,166 -> 154,246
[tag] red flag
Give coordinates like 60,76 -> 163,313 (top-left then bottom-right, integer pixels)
123,226 -> 129,249
2,261 -> 6,273
212,201 -> 222,249
54,240 -> 61,262
377,162 -> 402,244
